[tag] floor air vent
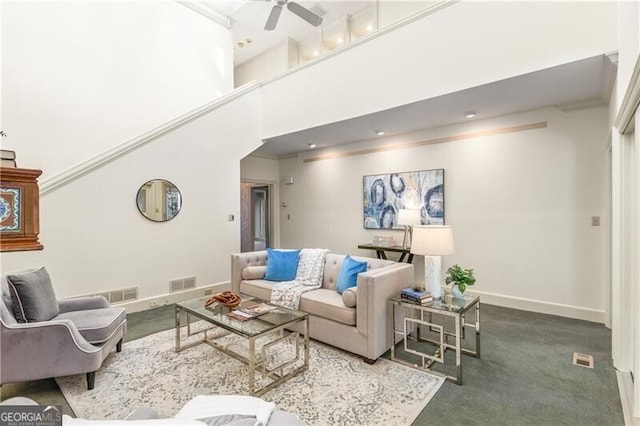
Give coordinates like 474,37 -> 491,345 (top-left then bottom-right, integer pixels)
573,352 -> 594,369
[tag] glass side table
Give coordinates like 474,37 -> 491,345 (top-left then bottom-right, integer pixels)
389,293 -> 480,385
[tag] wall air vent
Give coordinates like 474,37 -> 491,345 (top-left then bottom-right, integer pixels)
94,287 -> 138,304
169,276 -> 197,293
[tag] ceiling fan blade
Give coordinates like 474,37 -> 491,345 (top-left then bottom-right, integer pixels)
264,4 -> 283,31
287,1 -> 323,27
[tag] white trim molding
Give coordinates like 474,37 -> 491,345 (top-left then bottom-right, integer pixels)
40,82 -> 261,196
120,281 -> 230,314
176,1 -> 231,28
617,370 -> 640,426
466,289 -> 606,324
615,52 -> 640,134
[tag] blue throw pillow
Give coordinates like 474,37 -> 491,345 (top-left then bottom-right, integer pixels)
264,248 -> 301,281
336,255 -> 368,294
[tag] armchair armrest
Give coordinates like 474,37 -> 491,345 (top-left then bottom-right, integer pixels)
1,319 -> 103,384
58,295 -> 110,313
356,263 -> 414,360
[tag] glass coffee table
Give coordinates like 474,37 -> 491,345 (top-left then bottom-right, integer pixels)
175,294 -> 309,396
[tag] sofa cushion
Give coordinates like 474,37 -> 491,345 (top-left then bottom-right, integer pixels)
341,287 -> 357,308
264,249 -> 300,281
6,267 -> 59,323
54,307 -> 126,344
300,289 -> 355,326
239,280 -> 274,302
336,256 -> 368,294
242,266 -> 266,280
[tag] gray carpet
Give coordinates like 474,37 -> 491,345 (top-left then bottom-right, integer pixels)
1,303 -> 624,425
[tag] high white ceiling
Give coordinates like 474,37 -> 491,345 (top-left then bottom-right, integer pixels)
254,54 -> 616,157
201,1 -> 373,65
182,3 -> 615,159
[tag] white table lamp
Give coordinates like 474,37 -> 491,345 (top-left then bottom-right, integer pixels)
397,209 -> 421,248
410,225 -> 454,299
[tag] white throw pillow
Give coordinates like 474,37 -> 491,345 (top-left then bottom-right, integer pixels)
341,287 -> 357,308
242,266 -> 266,280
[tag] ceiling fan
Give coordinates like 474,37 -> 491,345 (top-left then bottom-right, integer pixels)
262,0 -> 323,31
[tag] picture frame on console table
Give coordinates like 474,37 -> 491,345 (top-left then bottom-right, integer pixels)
363,168 -> 444,229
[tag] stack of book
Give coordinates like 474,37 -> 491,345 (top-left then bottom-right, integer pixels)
1,149 -> 16,168
401,287 -> 433,304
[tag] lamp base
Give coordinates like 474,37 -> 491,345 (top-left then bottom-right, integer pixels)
424,255 -> 443,299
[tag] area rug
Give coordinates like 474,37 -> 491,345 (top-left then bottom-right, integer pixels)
56,327 -> 444,425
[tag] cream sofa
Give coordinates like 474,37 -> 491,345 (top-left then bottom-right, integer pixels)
231,250 -> 414,363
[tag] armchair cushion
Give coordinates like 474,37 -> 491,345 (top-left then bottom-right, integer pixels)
55,307 -> 127,344
7,267 -> 59,323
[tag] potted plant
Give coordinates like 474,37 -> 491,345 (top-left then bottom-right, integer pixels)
445,264 -> 476,298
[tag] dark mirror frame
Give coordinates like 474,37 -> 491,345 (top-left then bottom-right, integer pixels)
136,179 -> 182,222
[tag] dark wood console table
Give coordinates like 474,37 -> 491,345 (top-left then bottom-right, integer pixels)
357,244 -> 414,263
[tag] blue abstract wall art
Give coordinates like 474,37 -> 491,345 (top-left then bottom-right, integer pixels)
363,169 -> 444,229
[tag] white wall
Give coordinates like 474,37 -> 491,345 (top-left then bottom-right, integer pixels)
278,106 -> 609,322
261,1 -> 616,140
1,1 -> 233,176
234,39 -> 298,87
377,1 -> 437,28
241,155 -> 280,183
1,90 -> 263,300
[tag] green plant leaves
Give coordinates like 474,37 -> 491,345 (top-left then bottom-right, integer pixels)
445,264 -> 475,288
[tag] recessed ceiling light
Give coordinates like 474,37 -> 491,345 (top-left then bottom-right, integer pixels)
375,129 -> 385,136
366,24 -> 373,32
337,37 -> 344,44
308,143 -> 317,149
465,112 -> 477,118
313,51 -> 320,57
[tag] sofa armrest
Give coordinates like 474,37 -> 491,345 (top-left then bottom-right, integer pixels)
230,251 -> 268,293
58,295 -> 110,313
356,263 -> 414,360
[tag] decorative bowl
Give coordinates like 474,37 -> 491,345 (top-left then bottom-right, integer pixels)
204,291 -> 241,309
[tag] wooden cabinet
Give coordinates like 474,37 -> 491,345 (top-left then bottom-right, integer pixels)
0,167 -> 43,252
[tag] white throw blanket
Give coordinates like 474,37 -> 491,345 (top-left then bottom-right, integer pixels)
270,248 -> 330,310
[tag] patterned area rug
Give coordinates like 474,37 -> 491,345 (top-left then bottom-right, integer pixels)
57,326 -> 444,425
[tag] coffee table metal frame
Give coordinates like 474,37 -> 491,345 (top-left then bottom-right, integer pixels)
389,294 -> 480,385
175,295 -> 309,396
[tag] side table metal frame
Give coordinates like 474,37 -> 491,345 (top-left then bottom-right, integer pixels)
390,296 -> 480,385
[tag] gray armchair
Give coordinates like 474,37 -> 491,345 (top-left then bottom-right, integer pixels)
0,270 -> 127,395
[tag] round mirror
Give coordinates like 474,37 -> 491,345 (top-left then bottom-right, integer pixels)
136,179 -> 182,222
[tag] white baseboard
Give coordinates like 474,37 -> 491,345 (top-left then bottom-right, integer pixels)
466,289 -> 606,324
119,282 -> 230,313
616,369 -> 640,426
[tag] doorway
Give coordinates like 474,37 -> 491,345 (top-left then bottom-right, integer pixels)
240,182 -> 272,252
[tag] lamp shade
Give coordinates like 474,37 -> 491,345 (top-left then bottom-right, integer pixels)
397,209 -> 421,226
410,225 -> 454,255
